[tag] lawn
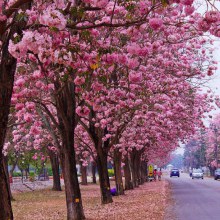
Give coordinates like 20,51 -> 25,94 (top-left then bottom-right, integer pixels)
12,180 -> 169,220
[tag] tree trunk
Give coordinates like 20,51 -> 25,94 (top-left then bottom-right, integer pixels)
0,25 -> 17,220
25,167 -> 29,180
140,161 -> 147,184
80,162 -> 87,185
96,147 -> 113,204
55,81 -> 85,220
21,169 -> 24,183
0,155 -> 13,220
49,151 -> 62,191
0,3 -> 31,218
123,156 -> 133,190
60,146 -> 85,220
92,161 -> 97,184
130,151 -> 139,187
113,149 -> 124,195
3,156 -> 13,201
135,153 -> 141,185
9,158 -> 18,177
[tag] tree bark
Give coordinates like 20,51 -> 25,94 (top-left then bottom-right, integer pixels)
48,151 -> 62,191
80,162 -> 87,185
92,161 -> 97,184
60,146 -> 85,220
3,156 -> 13,201
55,81 -> 85,220
0,40 -> 15,220
0,155 -> 13,220
25,166 -> 29,180
130,151 -> 139,187
85,111 -> 113,204
135,152 -> 141,185
140,161 -> 147,184
9,158 -> 18,177
96,146 -> 113,204
0,9 -> 30,218
113,149 -> 124,195
123,156 -> 133,190
0,1 -> 33,215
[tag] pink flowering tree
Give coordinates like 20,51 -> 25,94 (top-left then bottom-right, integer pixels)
0,1 -> 33,218
205,116 -> 220,172
11,0 -> 216,205
0,0 -> 219,219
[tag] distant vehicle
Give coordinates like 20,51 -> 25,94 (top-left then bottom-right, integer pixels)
192,169 -> 203,179
170,169 -> 180,177
214,169 -> 220,180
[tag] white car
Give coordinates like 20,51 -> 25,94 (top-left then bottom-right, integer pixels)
192,169 -> 204,179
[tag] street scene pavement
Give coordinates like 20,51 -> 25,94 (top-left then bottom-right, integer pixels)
166,173 -> 220,220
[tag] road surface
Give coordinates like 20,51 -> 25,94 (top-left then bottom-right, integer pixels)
166,173 -> 220,220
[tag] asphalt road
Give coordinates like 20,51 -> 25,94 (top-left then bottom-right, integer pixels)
166,173 -> 220,220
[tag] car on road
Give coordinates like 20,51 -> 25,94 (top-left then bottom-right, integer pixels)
192,169 -> 203,179
170,168 -> 180,177
214,169 -> 220,180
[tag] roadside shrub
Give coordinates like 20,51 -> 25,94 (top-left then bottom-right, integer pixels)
12,172 -> 21,177
29,172 -> 35,182
47,167 -> 53,176
108,169 -> 114,177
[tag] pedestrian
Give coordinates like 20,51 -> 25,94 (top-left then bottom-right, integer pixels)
158,169 -> 162,181
189,168 -> 192,177
153,169 -> 157,181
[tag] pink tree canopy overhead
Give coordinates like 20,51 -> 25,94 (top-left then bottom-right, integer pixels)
6,0 -> 217,187
1,0 -> 220,219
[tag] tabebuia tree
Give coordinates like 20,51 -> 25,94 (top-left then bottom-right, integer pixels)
1,0 -> 220,219
184,117 -> 220,175
0,1 -> 33,219
184,129 -> 207,170
203,115 -> 220,173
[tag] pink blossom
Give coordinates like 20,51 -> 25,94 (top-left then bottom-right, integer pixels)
184,6 -> 194,16
149,18 -> 163,30
54,0 -> 65,9
30,126 -> 40,135
205,11 -> 220,23
74,76 -> 85,86
32,154 -> 38,160
15,78 -> 26,87
92,82 -> 103,92
127,58 -> 139,69
26,102 -> 35,110
129,72 -> 142,83
24,114 -> 32,123
39,10 -> 67,30
0,15 -> 6,21
180,0 -> 193,5
15,103 -> 24,111
95,0 -> 108,8
76,106 -> 90,117
197,19 -> 211,32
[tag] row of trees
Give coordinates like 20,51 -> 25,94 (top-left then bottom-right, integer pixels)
184,114 -> 220,174
1,0 -> 220,219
